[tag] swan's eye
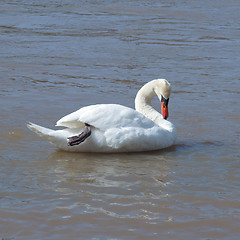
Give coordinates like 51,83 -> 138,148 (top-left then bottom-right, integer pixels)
161,96 -> 169,107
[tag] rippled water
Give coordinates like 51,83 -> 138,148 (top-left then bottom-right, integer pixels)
1,0 -> 240,239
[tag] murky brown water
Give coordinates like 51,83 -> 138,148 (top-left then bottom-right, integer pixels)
1,0 -> 240,239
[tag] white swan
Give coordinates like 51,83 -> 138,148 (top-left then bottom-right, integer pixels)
27,79 -> 176,152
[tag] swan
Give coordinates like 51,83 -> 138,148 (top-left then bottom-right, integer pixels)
27,79 -> 176,152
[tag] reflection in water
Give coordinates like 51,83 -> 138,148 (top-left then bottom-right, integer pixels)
33,150 -> 173,224
48,150 -> 171,189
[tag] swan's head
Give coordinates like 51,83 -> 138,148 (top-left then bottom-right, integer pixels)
154,79 -> 171,120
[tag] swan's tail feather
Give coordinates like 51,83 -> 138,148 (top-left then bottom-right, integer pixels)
27,122 -> 54,136
27,122 -> 69,149
27,122 -> 62,146
26,122 -> 59,145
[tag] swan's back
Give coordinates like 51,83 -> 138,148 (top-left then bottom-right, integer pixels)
56,104 -> 155,130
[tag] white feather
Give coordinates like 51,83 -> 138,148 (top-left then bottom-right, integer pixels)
27,79 -> 177,152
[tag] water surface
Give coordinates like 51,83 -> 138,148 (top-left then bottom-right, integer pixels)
1,0 -> 240,239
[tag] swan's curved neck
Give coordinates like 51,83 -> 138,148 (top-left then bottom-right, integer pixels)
135,80 -> 163,125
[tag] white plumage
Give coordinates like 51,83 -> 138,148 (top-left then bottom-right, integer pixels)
27,79 -> 176,152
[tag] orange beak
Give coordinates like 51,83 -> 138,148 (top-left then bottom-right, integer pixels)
161,96 -> 169,120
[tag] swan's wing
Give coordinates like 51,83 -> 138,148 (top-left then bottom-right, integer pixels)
56,104 -> 155,130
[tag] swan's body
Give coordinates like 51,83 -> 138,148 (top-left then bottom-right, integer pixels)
27,79 -> 176,152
